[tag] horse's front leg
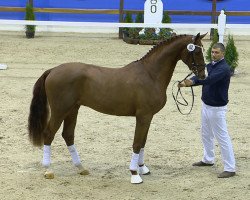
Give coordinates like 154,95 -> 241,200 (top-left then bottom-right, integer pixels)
138,148 -> 150,175
137,123 -> 152,175
130,114 -> 153,184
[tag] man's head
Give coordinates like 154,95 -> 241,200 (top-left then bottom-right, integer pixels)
211,43 -> 225,62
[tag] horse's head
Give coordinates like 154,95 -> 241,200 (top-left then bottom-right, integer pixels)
181,33 -> 207,80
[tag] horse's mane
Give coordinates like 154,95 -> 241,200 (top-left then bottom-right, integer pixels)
138,34 -> 191,61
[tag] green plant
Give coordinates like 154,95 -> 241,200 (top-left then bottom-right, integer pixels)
162,11 -> 171,23
124,13 -> 133,23
122,11 -> 176,44
123,13 -> 133,36
206,29 -> 219,62
158,28 -> 173,40
225,35 -> 239,71
160,11 -> 173,40
128,28 -> 140,39
25,3 -> 36,33
139,28 -> 158,40
135,13 -> 143,23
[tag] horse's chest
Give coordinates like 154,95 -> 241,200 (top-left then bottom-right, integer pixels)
144,89 -> 167,113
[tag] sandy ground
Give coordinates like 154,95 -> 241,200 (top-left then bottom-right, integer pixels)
0,31 -> 249,200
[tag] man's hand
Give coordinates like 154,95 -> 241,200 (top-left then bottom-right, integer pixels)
177,79 -> 193,88
178,81 -> 186,88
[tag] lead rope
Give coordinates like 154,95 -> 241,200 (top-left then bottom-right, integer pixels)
172,72 -> 195,115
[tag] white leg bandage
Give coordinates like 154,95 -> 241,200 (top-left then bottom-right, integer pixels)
129,153 -> 139,171
138,148 -> 145,166
68,144 -> 81,167
42,145 -> 51,168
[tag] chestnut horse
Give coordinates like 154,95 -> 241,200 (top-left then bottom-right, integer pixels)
28,33 -> 206,184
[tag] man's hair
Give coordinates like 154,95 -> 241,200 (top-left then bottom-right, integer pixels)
212,43 -> 225,52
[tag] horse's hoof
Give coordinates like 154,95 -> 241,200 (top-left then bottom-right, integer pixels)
76,164 -> 90,175
131,174 -> 143,184
44,171 -> 54,179
79,169 -> 90,176
139,165 -> 150,175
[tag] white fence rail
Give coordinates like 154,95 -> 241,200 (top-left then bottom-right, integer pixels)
1,19 -> 249,29
0,10 -> 250,37
0,19 -> 218,28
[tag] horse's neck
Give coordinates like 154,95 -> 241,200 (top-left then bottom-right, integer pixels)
143,40 -> 186,89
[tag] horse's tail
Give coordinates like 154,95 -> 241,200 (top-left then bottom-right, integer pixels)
28,69 -> 52,147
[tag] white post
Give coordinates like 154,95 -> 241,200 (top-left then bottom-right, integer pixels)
140,0 -> 163,35
218,10 -> 226,44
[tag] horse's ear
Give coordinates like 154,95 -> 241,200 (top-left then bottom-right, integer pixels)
194,32 -> 207,42
194,33 -> 201,42
200,32 -> 208,39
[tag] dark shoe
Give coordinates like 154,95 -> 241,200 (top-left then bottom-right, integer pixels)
192,161 -> 214,167
218,171 -> 236,178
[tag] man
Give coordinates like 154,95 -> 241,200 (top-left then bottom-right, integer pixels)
178,43 -> 236,178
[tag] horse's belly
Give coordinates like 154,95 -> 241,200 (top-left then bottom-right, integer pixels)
79,88 -> 136,116
84,100 -> 136,116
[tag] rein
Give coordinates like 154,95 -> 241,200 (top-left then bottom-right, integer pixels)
172,72 -> 194,115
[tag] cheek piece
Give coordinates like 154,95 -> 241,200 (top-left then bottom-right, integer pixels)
186,43 -> 204,76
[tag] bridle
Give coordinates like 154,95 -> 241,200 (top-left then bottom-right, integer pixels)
172,43 -> 206,115
187,43 -> 206,76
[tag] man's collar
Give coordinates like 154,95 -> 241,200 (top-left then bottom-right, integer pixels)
212,58 -> 224,65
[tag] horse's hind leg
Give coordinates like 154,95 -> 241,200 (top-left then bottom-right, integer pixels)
42,113 -> 64,179
62,105 -> 89,176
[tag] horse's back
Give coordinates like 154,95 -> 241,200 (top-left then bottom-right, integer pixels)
45,63 -> 137,115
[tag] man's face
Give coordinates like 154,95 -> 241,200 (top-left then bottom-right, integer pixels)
211,47 -> 224,62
